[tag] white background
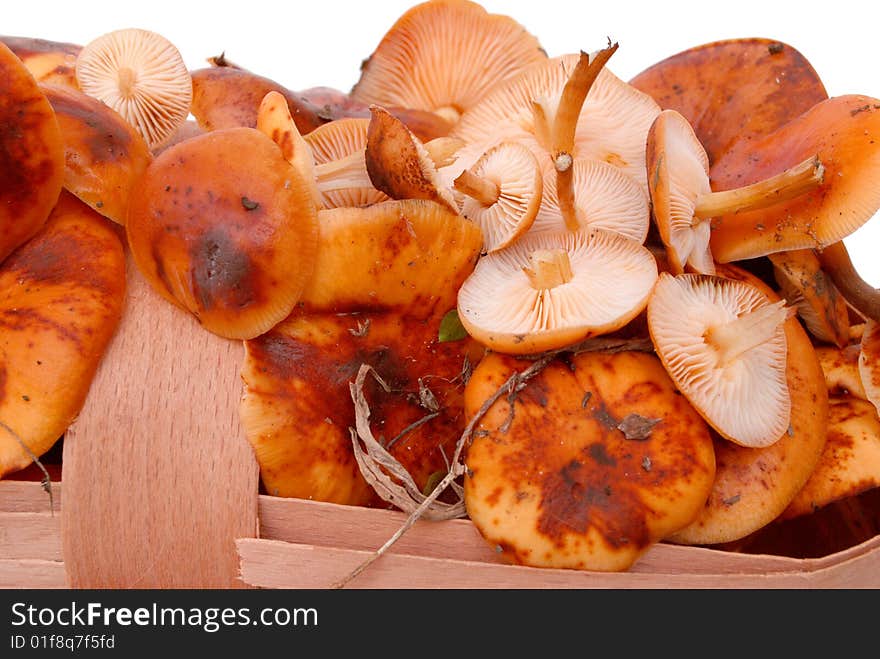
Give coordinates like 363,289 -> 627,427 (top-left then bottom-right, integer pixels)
7,0 -> 880,284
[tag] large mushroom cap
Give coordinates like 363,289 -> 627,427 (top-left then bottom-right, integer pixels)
667,263 -> 828,545
646,110 -> 713,274
126,127 -> 319,340
709,95 -> 880,263
350,0 -> 546,125
75,28 -> 192,150
40,83 -> 152,225
449,53 -> 661,196
533,157 -> 649,242
457,229 -> 658,355
0,42 -> 65,264
0,191 -> 125,477
463,350 -> 716,572
647,272 -> 791,447
630,38 -> 828,164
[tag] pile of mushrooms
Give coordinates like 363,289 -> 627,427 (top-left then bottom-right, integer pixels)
3,0 -> 880,574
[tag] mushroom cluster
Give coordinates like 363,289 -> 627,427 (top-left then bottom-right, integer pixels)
4,0 -> 880,574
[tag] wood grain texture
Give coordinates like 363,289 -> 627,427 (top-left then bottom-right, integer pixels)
237,537 -> 880,589
0,481 -> 60,513
0,512 -> 61,561
0,559 -> 66,589
60,256 -> 259,588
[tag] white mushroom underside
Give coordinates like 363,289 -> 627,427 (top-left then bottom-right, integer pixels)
76,29 -> 192,149
460,142 -> 539,252
648,274 -> 791,447
458,229 -> 657,336
533,157 -> 649,241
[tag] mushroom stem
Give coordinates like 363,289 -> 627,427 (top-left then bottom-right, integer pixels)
453,169 -> 499,207
704,300 -> 794,367
531,99 -> 554,151
434,105 -> 461,126
314,151 -> 373,192
117,67 -> 137,96
817,240 -> 880,322
551,43 -> 618,231
693,155 -> 824,220
424,137 -> 464,168
523,249 -> 573,290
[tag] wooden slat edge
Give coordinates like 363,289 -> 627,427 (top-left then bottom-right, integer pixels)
0,559 -> 67,589
258,495 -> 880,576
0,512 -> 62,561
237,538 -> 874,590
0,481 -> 61,513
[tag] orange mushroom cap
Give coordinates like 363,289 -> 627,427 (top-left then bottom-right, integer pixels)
0,42 -> 64,264
126,127 -> 319,340
0,35 -> 81,87
40,83 -> 152,226
0,191 -> 125,478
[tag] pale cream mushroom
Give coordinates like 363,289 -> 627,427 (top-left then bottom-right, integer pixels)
647,272 -> 794,448
75,28 -> 192,150
457,228 -> 658,355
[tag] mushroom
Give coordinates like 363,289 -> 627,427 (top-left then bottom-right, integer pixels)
816,240 -> 880,323
456,228 -> 658,355
630,38 -> 828,165
859,319 -> 880,416
646,109 -> 825,275
0,191 -> 125,478
817,343 -> 866,400
769,249 -> 850,347
240,198 -> 484,505
0,35 -> 82,87
350,0 -> 546,126
0,42 -> 64,265
647,271 -> 794,447
463,350 -> 716,572
75,28 -> 192,150
453,141 -> 543,252
666,263 -> 828,545
40,83 -> 152,225
447,51 -> 661,202
531,157 -> 649,242
708,95 -> 880,264
125,127 -> 319,340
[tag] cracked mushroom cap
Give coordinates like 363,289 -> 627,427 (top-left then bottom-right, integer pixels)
709,95 -> 880,263
40,83 -> 152,225
532,157 -> 649,242
75,28 -> 192,150
0,42 -> 64,265
666,263 -> 828,545
455,141 -> 542,253
449,53 -> 660,196
126,127 -> 319,340
463,350 -> 716,572
647,272 -> 791,448
646,109 -> 714,274
457,229 -> 658,355
350,0 -> 545,125
304,117 -> 388,209
299,198 -> 483,315
0,191 -> 125,478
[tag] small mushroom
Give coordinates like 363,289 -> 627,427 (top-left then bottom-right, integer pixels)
75,28 -> 192,150
648,271 -> 794,447
350,0 -> 546,126
453,141 -> 542,252
463,350 -> 716,572
646,109 -> 824,275
125,127 -> 319,340
457,228 -> 658,355
666,263 -> 828,545
40,83 -> 152,225
770,249 -> 850,347
532,157 -> 649,242
0,42 -> 65,265
708,95 -> 880,264
0,191 -> 125,478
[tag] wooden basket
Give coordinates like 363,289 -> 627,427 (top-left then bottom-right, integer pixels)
2,257 -> 879,589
